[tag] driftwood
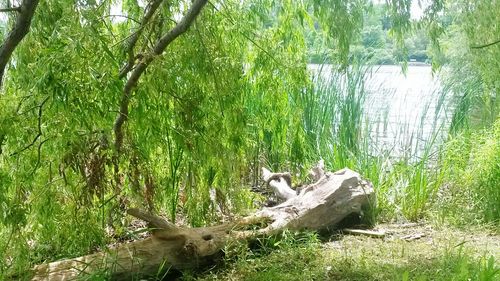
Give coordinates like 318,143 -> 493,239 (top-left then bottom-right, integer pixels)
343,228 -> 386,238
31,164 -> 374,280
401,233 -> 426,241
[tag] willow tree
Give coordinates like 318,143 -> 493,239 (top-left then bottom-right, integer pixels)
0,0 -> 448,278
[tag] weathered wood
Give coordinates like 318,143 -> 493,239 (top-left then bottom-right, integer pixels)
343,228 -> 386,238
401,233 -> 426,241
253,168 -> 374,233
31,165 -> 374,280
308,159 -> 325,181
262,167 -> 295,200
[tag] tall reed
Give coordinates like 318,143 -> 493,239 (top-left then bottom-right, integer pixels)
298,64 -> 458,222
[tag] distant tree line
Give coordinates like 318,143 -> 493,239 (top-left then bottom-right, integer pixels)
307,3 -> 440,65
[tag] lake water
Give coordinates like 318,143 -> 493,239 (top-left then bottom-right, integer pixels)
309,64 -> 450,159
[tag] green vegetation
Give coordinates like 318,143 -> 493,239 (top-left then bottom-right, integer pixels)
0,0 -> 498,280
437,120 -> 500,225
190,227 -> 499,281
308,3 -> 434,65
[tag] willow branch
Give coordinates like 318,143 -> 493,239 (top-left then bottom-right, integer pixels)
152,0 -> 207,55
207,1 -> 288,69
0,0 -> 40,88
118,0 -> 164,78
470,39 -> 500,49
104,14 -> 141,24
0,134 -> 5,155
113,0 -> 208,152
10,96 -> 49,156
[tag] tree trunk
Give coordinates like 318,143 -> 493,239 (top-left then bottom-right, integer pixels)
31,166 -> 374,280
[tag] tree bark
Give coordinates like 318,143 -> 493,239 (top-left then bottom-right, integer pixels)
31,166 -> 374,280
0,0 -> 40,88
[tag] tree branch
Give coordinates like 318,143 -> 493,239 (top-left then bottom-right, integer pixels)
10,96 -> 49,156
152,0 -> 208,55
104,14 -> 141,24
470,39 -> 500,49
118,0 -> 164,79
127,208 -> 175,230
0,133 -> 5,155
0,0 -> 40,88
113,0 -> 208,152
0,7 -> 21,12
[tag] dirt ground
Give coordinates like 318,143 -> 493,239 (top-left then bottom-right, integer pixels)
325,222 -> 499,266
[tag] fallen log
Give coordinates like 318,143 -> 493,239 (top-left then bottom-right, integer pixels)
31,165 -> 374,280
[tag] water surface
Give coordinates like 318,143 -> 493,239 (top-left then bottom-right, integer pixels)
309,64 -> 449,159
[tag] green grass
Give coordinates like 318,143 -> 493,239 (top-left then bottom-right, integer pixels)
436,117 -> 500,225
188,226 -> 499,281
